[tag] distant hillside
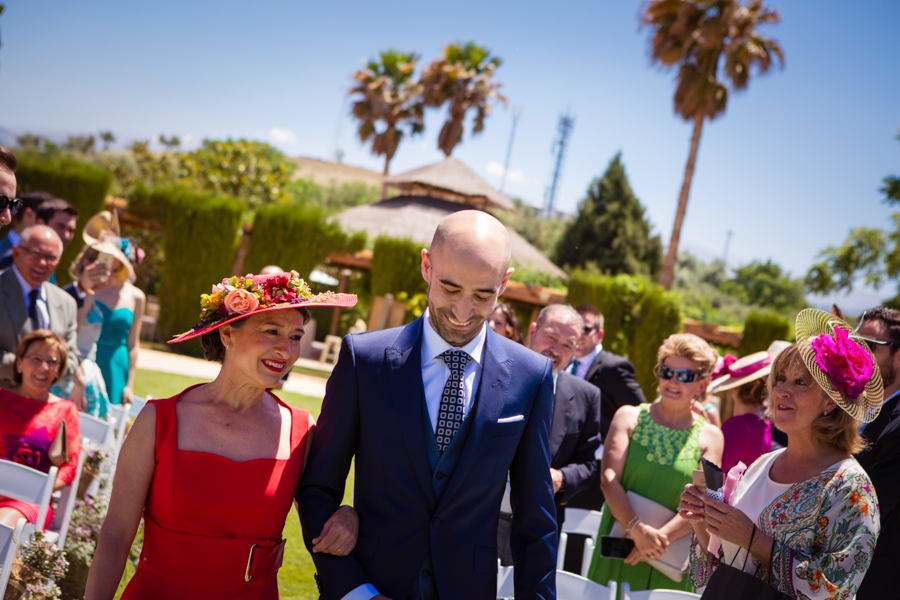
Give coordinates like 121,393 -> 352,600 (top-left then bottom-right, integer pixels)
290,156 -> 383,188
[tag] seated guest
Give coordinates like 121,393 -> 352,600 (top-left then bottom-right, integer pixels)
0,330 -> 81,529
0,225 -> 80,388
682,309 -> 883,599
488,302 -> 523,343
711,351 -> 776,472
587,333 -> 723,596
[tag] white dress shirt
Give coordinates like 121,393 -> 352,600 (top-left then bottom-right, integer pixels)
343,310 -> 488,600
13,264 -> 49,329
569,343 -> 601,379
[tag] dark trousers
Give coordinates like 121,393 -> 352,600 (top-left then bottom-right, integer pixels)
498,505 -> 585,572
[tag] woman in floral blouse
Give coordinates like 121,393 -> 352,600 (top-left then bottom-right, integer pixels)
681,309 -> 883,599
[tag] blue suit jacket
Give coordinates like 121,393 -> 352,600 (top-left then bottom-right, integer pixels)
297,317 -> 558,600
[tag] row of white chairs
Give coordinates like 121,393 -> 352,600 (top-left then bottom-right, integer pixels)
498,566 -> 700,600
0,396 -> 150,596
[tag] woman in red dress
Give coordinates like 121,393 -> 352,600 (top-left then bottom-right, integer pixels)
86,271 -> 360,599
0,330 -> 81,529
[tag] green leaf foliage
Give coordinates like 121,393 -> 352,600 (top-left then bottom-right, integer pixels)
497,198 -> 567,259
721,260 -> 807,314
567,270 -> 682,398
13,153 -> 113,285
286,178 -> 380,215
742,311 -> 790,356
371,236 -> 428,299
129,185 -> 244,354
555,154 -> 662,278
243,203 -> 365,280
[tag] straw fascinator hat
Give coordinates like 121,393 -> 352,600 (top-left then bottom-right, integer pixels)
794,308 -> 884,423
710,341 -> 791,393
81,210 -> 135,284
169,271 -> 357,343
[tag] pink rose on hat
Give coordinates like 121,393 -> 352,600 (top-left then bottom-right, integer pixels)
811,328 -> 874,399
224,289 -> 260,315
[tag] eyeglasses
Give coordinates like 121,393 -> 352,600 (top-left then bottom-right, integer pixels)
23,355 -> 60,369
0,196 -> 22,215
659,365 -> 699,384
860,337 -> 900,352
17,246 -> 61,264
582,325 -> 599,335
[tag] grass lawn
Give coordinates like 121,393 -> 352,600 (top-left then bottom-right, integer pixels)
111,368 -> 353,599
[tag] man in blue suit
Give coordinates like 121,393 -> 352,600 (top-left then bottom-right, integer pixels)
298,210 -> 557,600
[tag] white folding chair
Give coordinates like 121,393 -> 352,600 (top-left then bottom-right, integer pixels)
557,570 -> 616,600
558,507 -> 604,576
0,517 -> 27,596
45,442 -> 87,549
621,582 -> 701,599
107,404 -> 128,456
497,564 -> 515,598
79,412 -> 116,451
129,395 -> 148,419
0,461 -> 58,540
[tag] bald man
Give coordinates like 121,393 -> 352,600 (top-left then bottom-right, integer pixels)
299,210 -> 557,600
0,225 -> 81,385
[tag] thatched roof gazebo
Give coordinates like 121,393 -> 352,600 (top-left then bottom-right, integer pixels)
383,157 -> 516,212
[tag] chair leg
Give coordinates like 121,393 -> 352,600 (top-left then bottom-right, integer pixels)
557,532 -> 568,572
581,537 -> 594,577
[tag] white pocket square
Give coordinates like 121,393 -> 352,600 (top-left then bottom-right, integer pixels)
497,415 -> 524,423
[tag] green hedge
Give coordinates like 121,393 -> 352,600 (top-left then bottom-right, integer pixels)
567,270 -> 682,399
130,185 -> 244,354
14,155 -> 113,285
371,236 -> 428,298
742,311 -> 790,356
243,203 -> 365,279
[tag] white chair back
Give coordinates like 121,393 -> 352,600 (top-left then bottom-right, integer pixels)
621,582 -> 701,599
129,395 -> 148,419
107,404 -> 128,456
0,517 -> 27,596
46,441 -> 87,549
0,462 -> 58,539
557,570 -> 616,600
558,507 -> 604,576
497,564 -> 515,598
79,412 -> 116,450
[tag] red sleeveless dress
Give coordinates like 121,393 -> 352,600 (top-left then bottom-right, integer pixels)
121,386 -> 309,600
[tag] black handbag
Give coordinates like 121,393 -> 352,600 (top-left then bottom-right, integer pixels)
701,528 -> 792,600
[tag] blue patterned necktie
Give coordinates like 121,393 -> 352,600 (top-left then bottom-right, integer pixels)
435,349 -> 470,453
28,288 -> 41,330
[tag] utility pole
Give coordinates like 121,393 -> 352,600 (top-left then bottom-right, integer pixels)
499,106 -> 522,194
543,110 -> 575,218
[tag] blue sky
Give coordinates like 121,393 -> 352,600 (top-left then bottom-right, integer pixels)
1,0 -> 898,310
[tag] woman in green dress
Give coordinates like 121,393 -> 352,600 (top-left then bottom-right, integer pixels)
588,333 -> 724,597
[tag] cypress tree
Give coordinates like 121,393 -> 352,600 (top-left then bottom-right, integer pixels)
555,153 -> 662,277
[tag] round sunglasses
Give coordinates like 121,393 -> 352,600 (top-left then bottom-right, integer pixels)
0,196 -> 22,215
659,364 -> 699,384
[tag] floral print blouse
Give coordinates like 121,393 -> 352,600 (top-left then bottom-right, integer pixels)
690,450 -> 880,599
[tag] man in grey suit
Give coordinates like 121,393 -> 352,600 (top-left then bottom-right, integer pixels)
0,224 -> 80,386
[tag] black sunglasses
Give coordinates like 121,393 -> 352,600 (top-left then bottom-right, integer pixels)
582,325 -> 599,335
861,337 -> 900,352
659,364 -> 699,384
0,196 -> 22,215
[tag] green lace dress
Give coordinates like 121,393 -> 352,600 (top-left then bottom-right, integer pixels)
587,403 -> 704,597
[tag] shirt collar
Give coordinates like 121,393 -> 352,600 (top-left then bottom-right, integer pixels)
422,308 -> 487,366
12,264 -> 45,300
8,229 -> 20,246
574,343 -> 601,367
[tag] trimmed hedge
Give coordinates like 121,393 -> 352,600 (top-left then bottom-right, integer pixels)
14,155 -> 113,285
129,185 -> 244,354
567,270 -> 682,399
243,203 -> 365,280
371,236 -> 428,299
742,311 -> 790,356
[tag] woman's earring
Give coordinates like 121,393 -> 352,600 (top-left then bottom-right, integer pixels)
824,410 -> 829,416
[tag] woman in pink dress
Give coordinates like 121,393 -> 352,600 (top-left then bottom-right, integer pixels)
0,330 -> 81,528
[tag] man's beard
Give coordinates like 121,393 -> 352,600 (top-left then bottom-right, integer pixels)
882,360 -> 897,388
540,349 -> 561,372
428,300 -> 486,347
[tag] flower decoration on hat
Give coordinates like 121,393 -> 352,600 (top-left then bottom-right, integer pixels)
169,270 -> 357,343
794,308 -> 883,423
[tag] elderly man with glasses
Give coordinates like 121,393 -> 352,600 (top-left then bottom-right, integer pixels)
0,224 -> 81,388
854,307 -> 900,600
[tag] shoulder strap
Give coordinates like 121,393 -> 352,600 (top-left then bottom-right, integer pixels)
149,398 -> 177,460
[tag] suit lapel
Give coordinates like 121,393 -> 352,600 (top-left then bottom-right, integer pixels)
1,269 -> 29,335
387,318 -> 437,509
549,372 -> 575,463
438,328 -> 510,510
584,349 -> 604,382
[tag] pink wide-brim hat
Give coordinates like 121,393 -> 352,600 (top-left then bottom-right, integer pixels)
168,271 -> 357,344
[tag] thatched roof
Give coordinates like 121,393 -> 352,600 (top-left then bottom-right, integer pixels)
331,196 -> 566,279
384,158 -> 515,212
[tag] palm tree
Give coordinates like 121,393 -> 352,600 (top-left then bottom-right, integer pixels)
350,50 -> 424,198
420,42 -> 508,157
645,0 -> 785,290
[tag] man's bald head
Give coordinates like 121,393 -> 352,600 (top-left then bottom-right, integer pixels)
20,225 -> 63,254
430,210 -> 512,272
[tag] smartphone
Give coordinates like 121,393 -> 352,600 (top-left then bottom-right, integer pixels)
97,251 -> 116,270
600,536 -> 635,559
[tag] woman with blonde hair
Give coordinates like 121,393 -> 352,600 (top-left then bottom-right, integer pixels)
681,309 -> 882,598
587,333 -> 724,596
